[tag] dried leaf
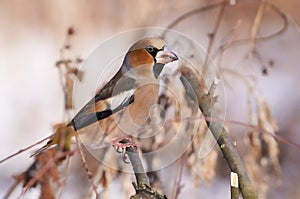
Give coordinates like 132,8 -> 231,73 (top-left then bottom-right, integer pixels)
40,176 -> 55,199
245,86 -> 281,198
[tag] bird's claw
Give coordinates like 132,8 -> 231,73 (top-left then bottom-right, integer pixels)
112,138 -> 138,164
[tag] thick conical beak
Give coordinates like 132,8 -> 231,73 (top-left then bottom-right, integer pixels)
155,47 -> 178,64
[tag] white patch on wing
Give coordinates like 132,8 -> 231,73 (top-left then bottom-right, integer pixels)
108,89 -> 135,110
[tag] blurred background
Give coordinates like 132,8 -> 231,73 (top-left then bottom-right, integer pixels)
0,0 -> 300,198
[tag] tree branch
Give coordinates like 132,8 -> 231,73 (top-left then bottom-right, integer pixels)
126,146 -> 167,199
126,146 -> 149,186
179,66 -> 258,199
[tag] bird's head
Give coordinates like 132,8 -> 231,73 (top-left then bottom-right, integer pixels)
122,37 -> 178,79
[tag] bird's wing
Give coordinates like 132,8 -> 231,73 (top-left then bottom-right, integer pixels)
69,69 -> 136,130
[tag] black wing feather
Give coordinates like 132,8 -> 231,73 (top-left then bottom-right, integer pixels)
68,69 -> 136,130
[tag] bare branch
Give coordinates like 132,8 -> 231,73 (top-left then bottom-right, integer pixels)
126,146 -> 167,199
179,66 -> 258,199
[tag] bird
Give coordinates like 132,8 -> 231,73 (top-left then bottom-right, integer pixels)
33,37 -> 179,159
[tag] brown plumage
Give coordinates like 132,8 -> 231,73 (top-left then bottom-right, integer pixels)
35,37 -> 178,155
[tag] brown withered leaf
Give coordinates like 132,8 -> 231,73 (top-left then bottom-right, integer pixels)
245,86 -> 281,199
40,176 -> 55,199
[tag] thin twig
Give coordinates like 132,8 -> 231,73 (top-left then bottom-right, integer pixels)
73,130 -> 100,199
202,0 -> 228,76
220,119 -> 300,151
19,150 -> 76,198
161,1 -> 225,38
249,0 -> 268,53
57,155 -> 72,198
219,2 -> 288,50
289,16 -> 300,34
0,135 -> 52,164
165,113 -> 300,152
170,152 -> 186,199
3,175 -> 24,199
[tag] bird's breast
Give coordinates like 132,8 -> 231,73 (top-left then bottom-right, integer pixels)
94,82 -> 160,140
128,83 -> 159,125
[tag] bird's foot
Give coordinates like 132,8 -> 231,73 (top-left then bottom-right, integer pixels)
111,137 -> 138,163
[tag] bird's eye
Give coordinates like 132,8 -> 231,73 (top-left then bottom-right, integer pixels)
146,45 -> 155,53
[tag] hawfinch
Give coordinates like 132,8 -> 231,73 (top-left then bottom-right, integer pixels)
35,37 -> 178,156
